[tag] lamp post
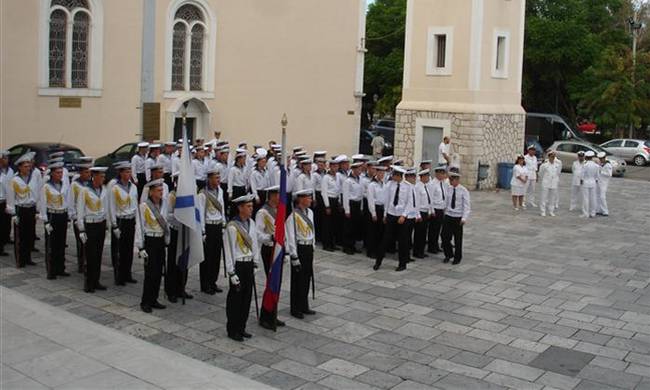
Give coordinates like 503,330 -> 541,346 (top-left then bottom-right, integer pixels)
628,11 -> 643,138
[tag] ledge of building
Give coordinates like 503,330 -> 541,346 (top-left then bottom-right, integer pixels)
396,100 -> 525,115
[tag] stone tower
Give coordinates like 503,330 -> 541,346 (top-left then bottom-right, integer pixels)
395,0 -> 526,188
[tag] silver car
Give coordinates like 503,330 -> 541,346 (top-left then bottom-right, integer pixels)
548,140 -> 627,177
600,139 -> 650,166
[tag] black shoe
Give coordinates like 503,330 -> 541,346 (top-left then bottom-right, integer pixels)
276,319 -> 286,327
443,258 -> 451,263
201,288 -> 216,295
0,251 -> 9,256
302,309 -> 316,315
259,320 -> 276,331
241,331 -> 252,338
47,275 -> 56,280
58,271 -> 70,277
115,281 -> 126,286
125,278 -> 138,284
291,312 -> 304,319
26,260 -> 37,266
395,265 -> 406,272
168,296 -> 178,303
373,262 -> 381,271
228,333 -> 244,342
95,284 -> 107,291
140,304 -> 152,313
413,254 -> 425,259
407,258 -> 415,263
214,286 -> 223,293
182,292 -> 194,299
452,259 -> 461,265
84,287 -> 95,293
151,301 -> 166,309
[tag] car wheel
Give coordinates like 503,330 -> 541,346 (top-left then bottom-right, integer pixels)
633,155 -> 647,166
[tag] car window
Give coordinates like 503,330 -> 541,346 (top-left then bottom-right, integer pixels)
63,150 -> 83,162
8,146 -> 25,161
645,141 -> 650,148
624,140 -> 638,148
556,143 -> 575,153
115,144 -> 134,158
603,140 -> 623,147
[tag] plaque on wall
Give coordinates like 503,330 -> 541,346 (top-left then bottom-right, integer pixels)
142,102 -> 161,141
59,97 -> 82,108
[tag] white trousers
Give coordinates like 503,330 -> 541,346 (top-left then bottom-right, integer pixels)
598,182 -> 609,215
582,186 -> 597,217
570,184 -> 582,210
540,186 -> 558,214
525,180 -> 536,205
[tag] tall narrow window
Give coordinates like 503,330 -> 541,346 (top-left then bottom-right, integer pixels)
171,23 -> 187,91
492,31 -> 509,79
426,27 -> 453,76
435,35 -> 446,68
189,24 -> 204,91
496,36 -> 506,71
48,9 -> 67,87
71,11 -> 89,88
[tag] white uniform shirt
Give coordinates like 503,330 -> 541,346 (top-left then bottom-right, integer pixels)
227,165 -> 248,194
0,167 -> 15,201
524,154 -> 538,181
140,182 -> 169,204
223,218 -> 261,274
197,186 -> 225,228
166,191 -> 180,229
131,153 -> 147,180
511,164 -> 528,188
571,160 -> 584,186
438,142 -> 450,164
192,158 -> 207,181
38,180 -> 71,222
320,173 -> 339,208
285,208 -> 315,258
216,160 -> 229,184
135,200 -> 168,249
415,181 -> 433,213
342,175 -> 364,214
158,153 -> 173,174
6,173 -> 41,214
599,161 -> 613,187
76,184 -> 109,229
295,172 -> 315,195
250,168 -> 269,202
367,179 -> 386,218
313,170 -> 325,194
539,160 -> 561,189
109,180 -> 138,225
445,184 -> 471,221
403,182 -> 419,219
69,179 -> 87,219
171,155 -> 181,176
255,205 -> 276,246
384,180 -> 414,218
430,178 -> 448,210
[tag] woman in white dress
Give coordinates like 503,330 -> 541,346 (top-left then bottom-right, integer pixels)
510,155 -> 527,210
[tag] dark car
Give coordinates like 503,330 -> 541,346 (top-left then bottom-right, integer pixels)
95,142 -> 138,181
525,113 -> 585,151
8,143 -> 84,172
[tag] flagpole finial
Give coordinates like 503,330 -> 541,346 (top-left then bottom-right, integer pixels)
281,113 -> 288,128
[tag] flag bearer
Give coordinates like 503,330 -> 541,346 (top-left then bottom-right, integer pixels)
342,162 -> 364,255
70,162 -> 92,273
39,161 -> 70,279
198,168 -> 225,295
320,159 -> 340,252
366,166 -> 387,258
413,169 -> 433,259
77,166 -> 110,292
224,194 -> 261,342
286,189 -> 316,319
441,171 -> 471,265
0,150 -> 14,257
135,179 -> 169,313
109,162 -> 139,285
6,152 -> 40,268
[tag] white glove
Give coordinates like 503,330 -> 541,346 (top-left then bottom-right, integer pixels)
291,259 -> 300,267
79,232 -> 88,243
45,223 -> 53,234
230,274 -> 240,285
139,249 -> 148,259
113,228 -> 121,239
11,216 -> 18,226
253,265 -> 259,273
284,255 -> 291,264
202,234 -> 206,243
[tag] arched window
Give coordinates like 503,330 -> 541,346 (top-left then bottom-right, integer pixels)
47,0 -> 91,88
170,3 -> 207,91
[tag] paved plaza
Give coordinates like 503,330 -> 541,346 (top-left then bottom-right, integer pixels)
2,173 -> 650,390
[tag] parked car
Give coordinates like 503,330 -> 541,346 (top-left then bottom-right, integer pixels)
599,139 -> 650,166
95,142 -> 138,181
7,143 -> 84,173
547,140 -> 627,177
358,129 -> 394,156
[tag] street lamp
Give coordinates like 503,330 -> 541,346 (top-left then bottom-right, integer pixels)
628,12 -> 644,138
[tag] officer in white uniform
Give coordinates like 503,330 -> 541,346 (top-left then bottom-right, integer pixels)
366,166 -> 387,258
109,162 -> 139,285
320,159 -> 340,251
597,152 -> 612,216
441,171 -> 471,264
342,162 -> 364,255
580,151 -> 600,218
131,142 -> 149,198
429,165 -> 447,254
570,151 -> 585,211
197,168 -> 225,295
524,145 -> 539,207
228,151 -> 249,216
413,169 -> 433,259
39,161 -> 71,279
250,152 -> 269,216
538,150 -> 562,217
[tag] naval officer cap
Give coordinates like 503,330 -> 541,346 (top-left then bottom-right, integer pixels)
15,152 -> 36,166
420,160 -> 432,165
90,166 -> 108,174
391,166 -> 406,175
449,171 -> 461,178
265,185 -> 280,193
294,189 -> 313,197
164,141 -> 177,147
375,166 -> 388,171
328,158 -> 340,164
418,169 -> 430,176
292,146 -> 304,152
115,161 -> 131,170
77,156 -> 93,163
334,154 -> 349,163
597,152 -> 606,159
393,159 -> 404,166
295,151 -> 307,157
232,193 -> 256,204
76,163 -> 92,170
546,149 -> 556,156
149,163 -> 163,171
150,143 -> 162,149
527,144 -> 537,150
405,168 -> 417,176
577,150 -> 585,156
434,164 -> 447,172
48,161 -> 65,170
206,168 -> 220,177
144,178 -> 164,188
256,148 -> 268,158
238,142 -> 247,148
377,155 -> 393,164
300,159 -> 313,165
315,157 -> 327,163
351,162 -> 363,168
48,151 -> 65,158
352,154 -> 368,162
0,149 -> 9,158
137,142 -> 150,148
48,157 -> 64,164
313,151 -> 327,156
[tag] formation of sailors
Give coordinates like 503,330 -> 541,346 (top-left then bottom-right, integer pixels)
511,146 -> 612,217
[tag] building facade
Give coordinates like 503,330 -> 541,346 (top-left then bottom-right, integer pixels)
396,0 -> 526,188
1,0 -> 367,157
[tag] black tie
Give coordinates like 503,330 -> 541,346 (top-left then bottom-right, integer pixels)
424,185 -> 431,204
451,188 -> 456,209
440,182 -> 445,201
393,183 -> 400,206
412,189 -> 416,207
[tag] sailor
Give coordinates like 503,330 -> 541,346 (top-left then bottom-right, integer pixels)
192,147 -> 207,190
38,161 -> 71,279
70,161 -> 92,273
399,169 -> 419,270
295,159 -> 315,196
44,151 -> 71,188
419,160 -> 432,173
108,162 -> 139,285
224,194 -> 261,342
6,152 -> 40,268
334,155 -> 350,247
312,157 -> 327,242
366,166 -> 387,258
165,172 -> 193,302
524,145 -> 539,208
144,144 -> 161,182
320,159 -> 341,252
198,168 -> 225,295
539,150 -> 561,217
214,145 -> 231,216
596,151 -> 612,217
159,142 -> 176,190
373,166 -> 409,271
441,171 -> 471,264
286,189 -> 316,319
77,166 -> 110,292
135,179 -> 169,313
428,165 -> 448,254
570,151 -> 586,211
140,164 -> 169,203
377,156 -> 393,183
131,142 -> 149,198
228,150 -> 249,216
413,169 -> 433,259
249,150 -> 269,217
0,150 -> 14,256
342,162 -> 364,255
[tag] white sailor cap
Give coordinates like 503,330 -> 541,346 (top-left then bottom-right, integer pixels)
48,157 -> 64,164
418,169 -> 430,176
434,164 -> 447,172
577,150 -> 585,156
0,149 -> 9,158
137,142 -> 150,148
149,163 -> 163,171
597,152 -> 606,159
393,159 -> 404,166
294,189 -> 313,197
203,146 -> 211,151
204,142 -> 214,148
115,161 -> 131,170
292,146 -> 303,152
313,151 -> 327,156
351,162 -> 363,168
527,144 -> 537,150
48,161 -> 65,169
448,170 -> 461,178
546,149 -> 556,156
76,163 -> 92,170
295,151 -> 307,157
256,148 -> 268,158
238,142 -> 247,148
378,155 -> 393,164
391,166 -> 406,175
420,160 -> 432,165
90,166 -> 108,174
232,193 -> 256,204
235,151 -> 247,158
219,146 -> 231,153
405,168 -> 417,176
265,185 -> 280,193
375,166 -> 388,172
328,158 -> 340,164
48,151 -> 65,158
300,159 -> 313,165
164,141 -> 177,147
352,154 -> 369,162
144,178 -> 164,188
516,153 -> 525,160
334,154 -> 349,163
205,168 -> 220,176
15,152 -> 35,165
315,157 -> 327,163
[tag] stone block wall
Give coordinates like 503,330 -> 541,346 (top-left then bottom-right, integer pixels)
395,109 -> 525,189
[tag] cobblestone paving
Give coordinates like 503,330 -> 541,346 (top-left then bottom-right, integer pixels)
2,174 -> 649,390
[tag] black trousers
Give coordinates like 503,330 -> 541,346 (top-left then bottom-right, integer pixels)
291,244 -> 313,314
231,186 -> 247,216
367,205 -> 384,258
14,206 -> 36,267
45,212 -> 68,277
361,198 -> 370,248
253,190 -> 267,218
163,173 -> 173,192
261,244 -> 274,275
413,211 -> 429,257
0,201 -> 10,253
84,221 -> 106,290
73,223 -> 86,273
220,183 -> 230,219
344,200 -> 363,252
226,261 -> 254,337
428,209 -> 444,252
165,227 -> 185,298
142,236 -> 165,305
113,217 -> 136,283
376,214 -> 408,266
335,197 -> 345,246
442,216 -> 463,262
136,173 -> 146,199
321,197 -> 339,250
200,224 -> 223,291
400,218 -> 415,266
196,180 -> 206,191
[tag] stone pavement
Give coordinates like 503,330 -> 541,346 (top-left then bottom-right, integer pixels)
1,286 -> 273,390
1,173 -> 650,390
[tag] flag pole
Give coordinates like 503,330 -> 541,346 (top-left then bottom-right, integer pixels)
181,108 -> 188,306
281,113 -> 287,205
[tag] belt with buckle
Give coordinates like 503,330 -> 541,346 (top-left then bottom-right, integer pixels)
47,208 -> 67,214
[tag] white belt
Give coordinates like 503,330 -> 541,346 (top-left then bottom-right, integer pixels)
117,213 -> 136,220
145,232 -> 165,238
47,208 -> 67,214
16,203 -> 36,208
236,256 -> 254,263
206,220 -> 223,225
297,240 -> 313,246
85,216 -> 106,223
